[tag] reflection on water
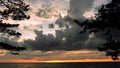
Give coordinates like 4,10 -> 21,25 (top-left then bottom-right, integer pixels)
0,63 -> 119,68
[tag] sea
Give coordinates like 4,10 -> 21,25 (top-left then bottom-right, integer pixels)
0,62 -> 120,68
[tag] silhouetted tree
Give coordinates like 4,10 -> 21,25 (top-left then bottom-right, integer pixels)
0,0 -> 30,55
74,0 -> 120,60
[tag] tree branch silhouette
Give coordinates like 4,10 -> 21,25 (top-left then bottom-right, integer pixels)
74,0 -> 120,60
0,0 -> 30,55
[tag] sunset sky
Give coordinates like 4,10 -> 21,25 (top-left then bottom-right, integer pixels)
0,0 -> 118,62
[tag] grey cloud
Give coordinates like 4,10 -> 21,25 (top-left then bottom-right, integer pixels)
28,0 -> 51,4
24,15 -> 103,51
36,5 -> 59,19
48,23 -> 55,29
68,0 -> 94,20
93,0 -> 112,12
24,31 -> 61,51
55,14 -> 74,28
22,0 -> 112,51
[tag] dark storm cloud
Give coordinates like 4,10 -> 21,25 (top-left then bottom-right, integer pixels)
68,0 -> 94,20
24,31 -> 61,51
22,0 -> 110,51
24,15 -> 105,51
48,23 -> 55,28
23,16 -> 87,51
55,14 -> 74,28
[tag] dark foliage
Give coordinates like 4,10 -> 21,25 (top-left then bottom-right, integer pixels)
74,0 -> 120,60
0,42 -> 26,55
0,0 -> 30,55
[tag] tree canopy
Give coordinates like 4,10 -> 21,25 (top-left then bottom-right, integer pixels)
74,0 -> 120,60
0,0 -> 30,55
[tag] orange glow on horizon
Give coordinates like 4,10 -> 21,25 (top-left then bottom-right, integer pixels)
0,59 -> 120,63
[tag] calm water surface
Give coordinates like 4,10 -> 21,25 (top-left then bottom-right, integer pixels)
0,62 -> 119,68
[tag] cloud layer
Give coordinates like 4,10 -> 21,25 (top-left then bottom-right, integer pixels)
69,0 -> 94,20
22,0 -> 111,51
0,0 -> 113,60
